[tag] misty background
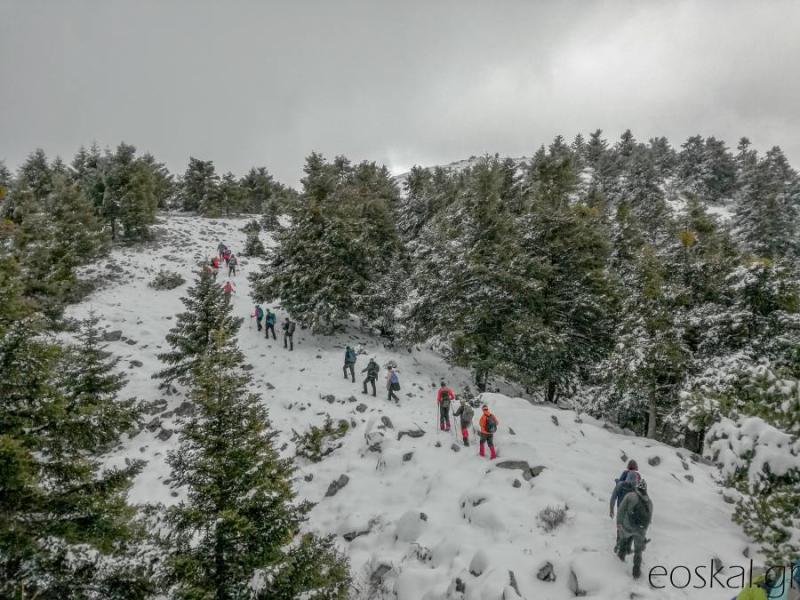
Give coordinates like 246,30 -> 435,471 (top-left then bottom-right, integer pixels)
2,0 -> 799,186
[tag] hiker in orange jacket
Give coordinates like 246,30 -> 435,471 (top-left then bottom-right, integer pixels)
478,404 -> 498,459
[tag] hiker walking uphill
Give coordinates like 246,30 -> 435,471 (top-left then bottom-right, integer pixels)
386,366 -> 400,403
610,460 -> 641,519
254,305 -> 264,331
217,242 -> 227,259
453,398 -> 474,446
361,357 -> 379,396
478,404 -> 498,459
264,309 -> 277,340
222,280 -> 235,296
437,382 -> 454,431
343,346 -> 357,383
282,318 -> 295,351
616,478 -> 653,580
228,254 -> 238,277
222,247 -> 232,265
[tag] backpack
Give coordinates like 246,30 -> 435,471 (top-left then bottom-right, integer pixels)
462,405 -> 474,422
267,312 -> 276,325
629,492 -> 651,529
389,371 -> 400,390
346,349 -> 356,363
367,362 -> 379,377
287,321 -> 296,335
255,306 -> 264,319
440,390 -> 451,409
485,414 -> 497,434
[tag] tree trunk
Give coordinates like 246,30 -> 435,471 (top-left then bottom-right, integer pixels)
475,369 -> 487,393
545,380 -> 556,403
647,395 -> 657,438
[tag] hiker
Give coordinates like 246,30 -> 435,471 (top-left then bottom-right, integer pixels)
343,345 -> 357,383
264,309 -> 277,340
217,242 -> 227,259
223,280 -> 235,296
228,254 -> 238,276
223,248 -> 232,265
453,398 -> 474,446
254,304 -> 264,331
386,366 -> 400,403
361,357 -> 379,396
478,404 -> 498,459
211,255 -> 220,271
437,381 -> 454,431
616,478 -> 653,579
282,318 -> 295,351
610,460 -> 641,518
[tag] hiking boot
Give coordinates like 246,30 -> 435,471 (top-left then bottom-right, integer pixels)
632,565 -> 641,579
463,438 -> 469,446
617,549 -> 626,562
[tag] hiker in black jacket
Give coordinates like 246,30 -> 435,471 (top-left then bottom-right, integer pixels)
361,358 -> 380,396
282,319 -> 295,351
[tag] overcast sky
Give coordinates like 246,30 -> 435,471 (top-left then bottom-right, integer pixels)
2,0 -> 799,186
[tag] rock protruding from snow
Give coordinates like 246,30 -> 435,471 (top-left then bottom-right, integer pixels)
537,561 -> 556,582
102,329 -> 123,342
469,550 -> 489,577
380,415 -> 394,429
397,428 -> 425,441
496,460 -> 546,480
648,456 -> 661,467
324,474 -> 350,497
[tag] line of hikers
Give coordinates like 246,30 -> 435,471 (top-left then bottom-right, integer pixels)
343,346 -> 501,461
206,242 -> 239,296
252,304 -> 296,350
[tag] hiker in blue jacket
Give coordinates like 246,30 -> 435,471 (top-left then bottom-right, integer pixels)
264,309 -> 277,340
343,346 -> 357,382
610,460 -> 641,518
254,305 -> 264,331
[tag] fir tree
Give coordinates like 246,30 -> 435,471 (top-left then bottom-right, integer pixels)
58,315 -> 143,453
0,319 -> 153,598
180,157 -> 219,213
156,267 -> 242,385
250,154 -> 400,334
734,146 -> 800,258
162,329 -> 350,599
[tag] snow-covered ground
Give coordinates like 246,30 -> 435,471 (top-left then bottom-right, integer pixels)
70,215 -> 754,600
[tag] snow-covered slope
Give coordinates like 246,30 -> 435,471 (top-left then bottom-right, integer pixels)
70,215 -> 752,600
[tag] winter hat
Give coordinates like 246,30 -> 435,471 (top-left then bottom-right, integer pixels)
440,381 -> 446,387
481,404 -> 489,412
627,459 -> 638,471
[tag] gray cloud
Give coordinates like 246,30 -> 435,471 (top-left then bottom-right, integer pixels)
2,0 -> 799,186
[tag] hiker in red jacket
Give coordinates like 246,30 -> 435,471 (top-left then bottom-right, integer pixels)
437,382 -> 454,431
222,280 -> 235,296
478,404 -> 498,459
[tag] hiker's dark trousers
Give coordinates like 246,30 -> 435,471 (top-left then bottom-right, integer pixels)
344,363 -> 355,382
265,323 -> 276,339
363,376 -> 376,395
284,334 -> 293,350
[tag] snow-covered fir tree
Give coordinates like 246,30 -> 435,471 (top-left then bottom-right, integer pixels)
156,267 -> 242,385
162,328 -> 350,599
250,153 -> 400,334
